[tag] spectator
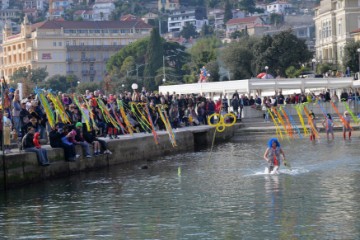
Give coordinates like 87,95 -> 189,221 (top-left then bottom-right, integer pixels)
73,122 -> 92,158
22,126 -> 50,166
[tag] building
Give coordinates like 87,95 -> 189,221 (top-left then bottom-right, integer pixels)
168,8 -> 208,33
264,15 -> 315,51
23,0 -> 45,10
49,0 -> 71,19
351,28 -> 360,42
92,0 -> 115,21
142,12 -> 159,24
158,0 -> 180,12
0,8 -> 22,21
73,10 -> 95,21
266,1 -> 292,14
226,16 -> 268,37
0,17 -> 153,82
314,0 -> 360,64
0,0 -> 9,10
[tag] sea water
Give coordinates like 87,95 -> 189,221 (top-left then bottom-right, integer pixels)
0,136 -> 360,239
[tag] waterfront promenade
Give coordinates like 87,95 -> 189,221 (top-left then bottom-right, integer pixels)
0,124 -> 238,189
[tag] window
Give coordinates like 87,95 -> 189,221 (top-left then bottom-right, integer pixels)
338,19 -> 342,36
66,41 -> 70,46
59,42 -> 62,46
53,42 -> 57,47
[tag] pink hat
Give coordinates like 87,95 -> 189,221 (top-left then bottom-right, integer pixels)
70,129 -> 77,136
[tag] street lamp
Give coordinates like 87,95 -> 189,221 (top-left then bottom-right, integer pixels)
312,58 -> 316,72
357,48 -> 360,73
265,66 -> 269,79
131,83 -> 138,90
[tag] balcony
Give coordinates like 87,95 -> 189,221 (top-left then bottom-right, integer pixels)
81,58 -> 88,62
66,70 -> 74,74
82,70 -> 89,75
66,58 -> 73,63
89,57 -> 96,62
89,70 -> 96,75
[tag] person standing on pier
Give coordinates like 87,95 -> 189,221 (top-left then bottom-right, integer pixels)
263,138 -> 286,174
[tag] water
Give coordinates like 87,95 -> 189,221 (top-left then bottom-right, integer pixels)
1,136 -> 360,239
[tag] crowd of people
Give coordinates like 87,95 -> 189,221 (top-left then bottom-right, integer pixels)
0,86 -> 241,166
1,84 -> 358,166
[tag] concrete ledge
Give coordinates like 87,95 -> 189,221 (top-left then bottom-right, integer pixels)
0,125 -> 238,189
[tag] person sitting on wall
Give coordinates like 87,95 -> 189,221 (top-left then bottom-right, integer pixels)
22,126 -> 50,166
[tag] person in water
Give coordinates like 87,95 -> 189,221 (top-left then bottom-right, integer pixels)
342,111 -> 351,140
309,111 -> 318,141
263,138 -> 286,173
322,113 -> 334,140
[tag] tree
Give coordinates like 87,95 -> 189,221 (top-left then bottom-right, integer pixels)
230,28 -> 248,39
184,37 -> 221,82
343,40 -> 360,73
76,82 -> 100,94
180,22 -> 198,40
206,61 -> 220,82
107,37 -> 149,76
10,66 -> 48,85
200,23 -> 213,37
45,74 -> 79,93
222,39 -> 256,79
223,0 -> 233,24
207,0 -> 219,8
253,30 -> 312,77
144,28 -> 164,90
270,13 -> 284,26
239,0 -> 256,14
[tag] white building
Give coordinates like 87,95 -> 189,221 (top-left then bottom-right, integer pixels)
23,0 -> 45,10
314,0 -> 360,64
0,0 -> 9,10
168,9 -> 208,33
266,1 -> 292,14
92,0 -> 115,21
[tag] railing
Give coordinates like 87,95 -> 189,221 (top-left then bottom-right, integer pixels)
159,77 -> 355,95
82,70 -> 89,75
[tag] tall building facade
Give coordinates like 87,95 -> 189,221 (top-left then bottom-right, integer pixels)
314,0 -> 360,64
0,18 -> 152,82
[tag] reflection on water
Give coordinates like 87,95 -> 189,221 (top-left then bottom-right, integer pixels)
1,137 -> 360,239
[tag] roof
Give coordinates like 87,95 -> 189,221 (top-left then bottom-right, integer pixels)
31,19 -> 153,30
226,16 -> 260,25
351,28 -> 360,34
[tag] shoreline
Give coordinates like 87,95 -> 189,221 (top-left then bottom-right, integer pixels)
0,124 -> 239,190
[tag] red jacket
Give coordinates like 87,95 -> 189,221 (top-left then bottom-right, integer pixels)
33,132 -> 41,148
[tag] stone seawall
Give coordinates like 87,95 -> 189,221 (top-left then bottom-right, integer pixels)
0,125 -> 239,189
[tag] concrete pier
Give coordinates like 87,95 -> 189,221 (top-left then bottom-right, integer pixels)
0,125 -> 239,189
